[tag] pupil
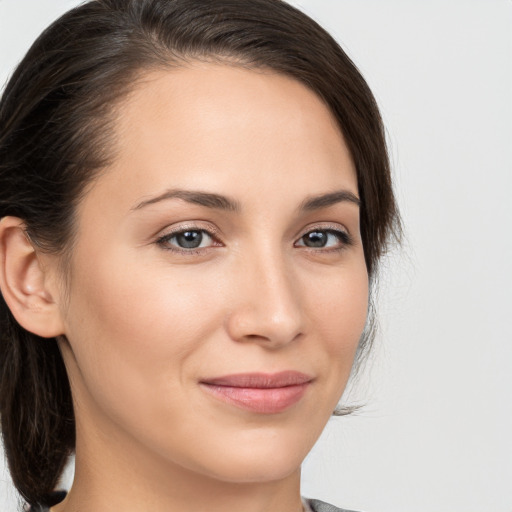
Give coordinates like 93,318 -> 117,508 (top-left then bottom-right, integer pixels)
177,231 -> 202,249
304,231 -> 327,247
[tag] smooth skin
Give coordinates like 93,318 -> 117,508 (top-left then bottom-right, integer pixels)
0,63 -> 368,512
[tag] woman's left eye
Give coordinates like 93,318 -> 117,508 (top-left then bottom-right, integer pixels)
295,229 -> 351,250
157,229 -> 218,251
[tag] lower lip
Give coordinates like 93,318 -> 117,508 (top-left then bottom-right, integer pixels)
199,383 -> 310,414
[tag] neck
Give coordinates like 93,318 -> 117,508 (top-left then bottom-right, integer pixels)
52,418 -> 304,512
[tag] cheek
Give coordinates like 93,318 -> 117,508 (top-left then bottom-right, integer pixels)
61,247 -> 223,420
301,259 -> 369,405
308,264 -> 369,352
69,245 -> 218,344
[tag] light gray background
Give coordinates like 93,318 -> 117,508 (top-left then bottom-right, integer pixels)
1,1 -> 511,511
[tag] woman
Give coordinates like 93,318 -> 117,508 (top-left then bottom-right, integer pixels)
0,1 -> 400,511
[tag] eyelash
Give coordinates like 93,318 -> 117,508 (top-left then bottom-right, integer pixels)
294,227 -> 353,253
155,224 -> 222,255
155,224 -> 353,255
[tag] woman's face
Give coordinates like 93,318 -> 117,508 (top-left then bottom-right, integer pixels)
55,63 -> 368,484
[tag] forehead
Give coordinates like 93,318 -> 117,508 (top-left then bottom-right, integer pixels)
82,63 -> 356,216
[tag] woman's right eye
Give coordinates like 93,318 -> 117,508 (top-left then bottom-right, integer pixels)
156,229 -> 220,252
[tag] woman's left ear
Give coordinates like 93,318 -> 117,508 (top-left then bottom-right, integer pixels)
0,216 -> 66,338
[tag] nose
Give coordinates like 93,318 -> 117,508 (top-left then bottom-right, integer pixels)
225,249 -> 304,348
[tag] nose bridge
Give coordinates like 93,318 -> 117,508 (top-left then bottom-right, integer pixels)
227,242 -> 303,346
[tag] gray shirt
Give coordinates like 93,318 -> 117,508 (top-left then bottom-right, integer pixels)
304,497 -> 359,512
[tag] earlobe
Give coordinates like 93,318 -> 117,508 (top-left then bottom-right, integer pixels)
0,216 -> 65,338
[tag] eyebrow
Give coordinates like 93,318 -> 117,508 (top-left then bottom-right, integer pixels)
131,188 -> 360,213
132,189 -> 241,212
299,190 -> 360,211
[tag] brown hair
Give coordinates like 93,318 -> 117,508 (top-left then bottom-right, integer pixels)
0,0 -> 400,508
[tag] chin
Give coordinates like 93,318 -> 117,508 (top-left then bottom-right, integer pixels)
180,426 -> 313,484
201,452 -> 304,484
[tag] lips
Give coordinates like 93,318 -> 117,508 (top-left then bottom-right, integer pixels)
199,371 -> 313,414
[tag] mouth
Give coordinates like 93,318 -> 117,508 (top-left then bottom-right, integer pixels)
199,371 -> 313,414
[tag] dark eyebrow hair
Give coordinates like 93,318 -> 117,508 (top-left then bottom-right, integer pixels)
131,189 -> 241,212
299,190 -> 360,211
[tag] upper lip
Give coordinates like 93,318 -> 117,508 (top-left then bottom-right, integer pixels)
200,371 -> 313,388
